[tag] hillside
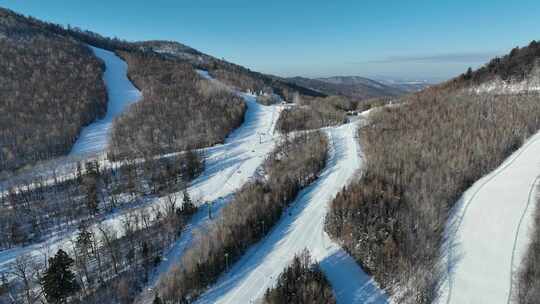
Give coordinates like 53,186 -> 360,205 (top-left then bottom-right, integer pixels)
326,41 -> 540,304
137,40 -> 325,100
0,7 -> 321,175
447,40 -> 540,93
0,8 -> 107,174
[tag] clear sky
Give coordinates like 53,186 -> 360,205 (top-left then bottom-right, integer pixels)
2,0 -> 539,81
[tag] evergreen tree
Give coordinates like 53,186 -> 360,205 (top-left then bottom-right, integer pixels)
83,175 -> 99,215
181,187 -> 196,215
76,161 -> 83,184
153,294 -> 163,304
41,249 -> 79,304
0,273 -> 8,295
464,67 -> 473,80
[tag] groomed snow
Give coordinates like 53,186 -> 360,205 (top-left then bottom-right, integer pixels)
195,122 -> 388,304
438,132 -> 540,304
69,46 -> 142,156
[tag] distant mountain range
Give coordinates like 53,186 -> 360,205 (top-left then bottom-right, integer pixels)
287,75 -> 431,100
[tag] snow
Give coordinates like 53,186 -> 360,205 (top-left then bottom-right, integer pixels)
196,69 -> 212,80
69,46 -> 142,156
3,66 -> 387,304
438,132 -> 540,304
194,122 -> 388,304
0,91 -> 282,284
471,70 -> 540,95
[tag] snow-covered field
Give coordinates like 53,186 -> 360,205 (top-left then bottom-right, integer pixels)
194,122 -> 388,304
438,132 -> 540,304
70,46 -> 142,156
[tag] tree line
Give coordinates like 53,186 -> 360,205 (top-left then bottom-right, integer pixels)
0,151 -> 202,250
516,185 -> 540,304
157,131 -> 329,303
263,249 -> 336,304
277,95 -> 352,133
453,40 -> 540,85
325,89 -> 540,303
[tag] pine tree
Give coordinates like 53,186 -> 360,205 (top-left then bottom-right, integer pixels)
464,67 -> 473,80
83,175 -> 99,215
181,187 -> 196,215
76,161 -> 83,184
0,273 -> 8,295
153,294 -> 163,304
41,249 -> 79,304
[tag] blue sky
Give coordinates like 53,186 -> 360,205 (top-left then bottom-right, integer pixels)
2,0 -> 539,81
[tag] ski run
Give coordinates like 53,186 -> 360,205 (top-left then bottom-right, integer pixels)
0,44 -> 389,303
18,43 -> 540,304
4,45 -> 537,304
193,121 -> 388,304
70,46 -> 142,156
0,91 -> 282,282
438,131 -> 540,304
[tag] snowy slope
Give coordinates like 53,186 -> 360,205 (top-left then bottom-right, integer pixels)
70,46 -> 142,156
1,46 -> 141,193
135,88 -> 281,302
438,132 -> 540,304
195,122 -> 388,304
0,92 -> 282,281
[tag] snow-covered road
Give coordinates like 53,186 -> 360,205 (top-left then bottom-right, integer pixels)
195,122 -> 388,304
439,132 -> 540,304
70,46 -> 142,156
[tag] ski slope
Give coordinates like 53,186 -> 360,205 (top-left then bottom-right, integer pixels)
0,92 -> 282,282
70,46 -> 142,156
1,46 -> 140,192
135,91 -> 281,303
195,122 -> 388,304
439,132 -> 540,304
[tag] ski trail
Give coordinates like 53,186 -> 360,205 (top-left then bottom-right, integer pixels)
70,46 -> 142,156
195,122 -> 388,304
135,94 -> 282,303
0,92 -> 282,283
439,132 -> 540,304
1,45 -> 142,194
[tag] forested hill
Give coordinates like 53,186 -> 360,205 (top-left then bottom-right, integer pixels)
0,8 -> 107,174
445,40 -> 540,92
1,7 -> 324,99
132,40 -> 326,99
0,7 -> 322,174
